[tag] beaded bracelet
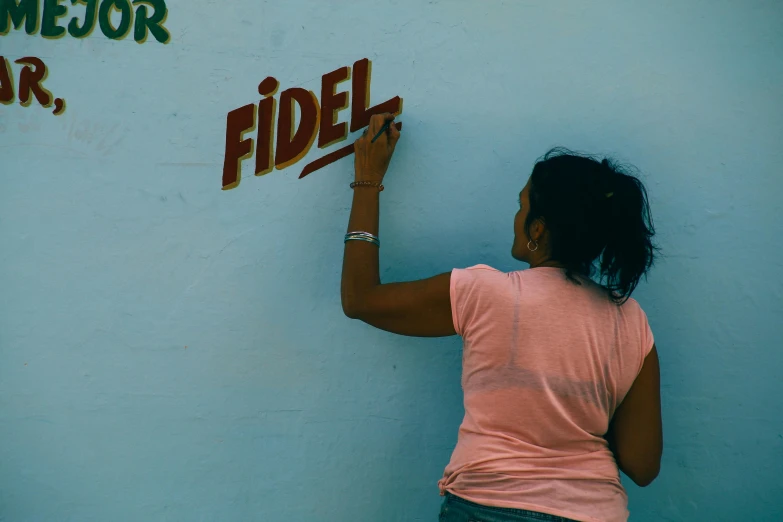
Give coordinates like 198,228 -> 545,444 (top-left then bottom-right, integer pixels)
350,181 -> 384,192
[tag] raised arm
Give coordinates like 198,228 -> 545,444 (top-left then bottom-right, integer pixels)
340,113 -> 456,337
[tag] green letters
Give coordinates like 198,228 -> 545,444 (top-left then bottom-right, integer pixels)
67,0 -> 97,37
98,0 -> 131,39
41,0 -> 66,37
1,0 -> 168,42
132,0 -> 167,43
1,0 -> 39,35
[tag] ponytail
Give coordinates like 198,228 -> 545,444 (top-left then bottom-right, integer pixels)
525,148 -> 660,304
598,157 -> 658,304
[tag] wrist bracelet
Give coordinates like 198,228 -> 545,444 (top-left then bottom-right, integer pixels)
345,231 -> 378,239
345,231 -> 380,247
351,181 -> 384,192
345,236 -> 380,247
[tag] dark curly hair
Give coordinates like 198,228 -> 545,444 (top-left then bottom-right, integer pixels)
525,147 -> 660,304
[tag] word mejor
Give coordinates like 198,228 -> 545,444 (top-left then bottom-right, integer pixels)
222,58 -> 403,190
1,0 -> 169,43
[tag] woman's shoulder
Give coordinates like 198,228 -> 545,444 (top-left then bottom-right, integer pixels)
458,264 -> 504,273
620,295 -> 651,318
455,264 -> 518,283
451,265 -> 509,292
455,265 -> 567,279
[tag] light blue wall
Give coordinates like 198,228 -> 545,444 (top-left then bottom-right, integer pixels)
2,1 -> 782,520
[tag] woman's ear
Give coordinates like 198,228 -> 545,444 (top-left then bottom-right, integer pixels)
530,218 -> 547,242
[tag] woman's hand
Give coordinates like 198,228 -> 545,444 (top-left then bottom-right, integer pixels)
354,113 -> 401,183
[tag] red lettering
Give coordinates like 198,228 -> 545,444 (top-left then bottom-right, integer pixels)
15,56 -> 53,107
255,77 -> 279,176
0,56 -> 14,104
299,122 -> 402,179
319,65 -> 350,149
350,58 -> 402,132
274,87 -> 320,170
222,103 -> 256,190
221,58 -> 404,189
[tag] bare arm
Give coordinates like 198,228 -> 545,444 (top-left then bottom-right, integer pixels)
341,113 -> 456,337
606,345 -> 663,487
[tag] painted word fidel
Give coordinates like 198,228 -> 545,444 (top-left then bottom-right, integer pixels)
222,58 -> 403,190
1,0 -> 170,43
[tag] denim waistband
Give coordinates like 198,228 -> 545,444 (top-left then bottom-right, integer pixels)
445,492 -> 579,522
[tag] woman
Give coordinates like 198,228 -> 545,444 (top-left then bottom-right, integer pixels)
342,114 -> 662,522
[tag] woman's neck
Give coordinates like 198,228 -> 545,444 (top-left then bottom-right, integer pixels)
529,260 -> 567,269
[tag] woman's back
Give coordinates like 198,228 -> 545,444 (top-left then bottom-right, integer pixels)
438,265 -> 655,522
339,135 -> 661,520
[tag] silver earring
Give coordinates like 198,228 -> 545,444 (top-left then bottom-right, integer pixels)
527,240 -> 539,252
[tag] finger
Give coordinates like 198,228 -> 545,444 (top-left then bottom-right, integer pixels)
368,113 -> 389,136
367,114 -> 382,136
388,119 -> 400,137
384,122 -> 395,145
387,117 -> 400,136
388,122 -> 401,148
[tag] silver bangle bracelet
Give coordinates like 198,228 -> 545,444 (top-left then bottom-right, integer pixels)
345,231 -> 378,240
344,236 -> 380,247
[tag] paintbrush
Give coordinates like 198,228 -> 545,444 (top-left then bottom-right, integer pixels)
371,118 -> 394,143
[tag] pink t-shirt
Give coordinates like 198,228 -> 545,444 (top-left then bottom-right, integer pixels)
438,265 -> 655,522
